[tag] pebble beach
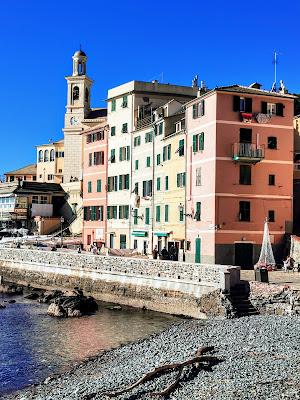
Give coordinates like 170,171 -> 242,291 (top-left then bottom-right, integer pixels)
4,315 -> 300,400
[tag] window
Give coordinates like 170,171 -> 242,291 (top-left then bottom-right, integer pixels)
177,172 -> 186,187
196,168 -> 202,186
175,120 -> 185,132
158,122 -> 163,135
179,207 -> 184,222
156,205 -> 161,222
269,174 -> 275,186
72,86 -> 79,101
195,202 -> 201,221
44,150 -> 49,162
107,176 -> 118,192
107,206 -> 118,219
50,149 -> 55,161
134,182 -> 139,195
268,137 -> 277,150
122,95 -> 128,108
120,234 -> 127,249
119,205 -> 129,219
93,151 -> 105,165
193,132 -> 204,152
239,201 -> 250,222
119,174 -> 129,190
133,209 -> 138,225
88,181 -> 92,193
32,195 -> 39,204
134,136 -> 141,146
135,160 -> 139,170
163,144 -> 171,161
121,123 -> 128,133
47,174 -> 54,181
40,196 -> 48,204
240,165 -> 251,185
89,153 -> 93,166
146,156 -> 151,167
268,210 -> 275,222
145,208 -> 150,225
97,179 -> 102,192
38,150 -> 43,162
156,154 -> 161,165
262,102 -> 284,116
240,128 -> 252,143
145,131 -> 153,143
157,177 -> 161,191
111,99 -> 116,112
192,100 -> 205,118
133,239 -> 137,249
233,96 -> 252,112
165,205 -> 169,222
119,146 -> 130,161
110,149 -> 116,163
86,131 -> 105,143
178,139 -> 184,157
143,180 -> 152,197
165,176 -> 169,190
111,126 -> 116,136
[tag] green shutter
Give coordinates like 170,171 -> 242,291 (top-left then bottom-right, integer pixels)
135,160 -> 139,170
183,173 -> 186,187
156,206 -> 160,222
165,205 -> 169,222
111,99 -> 116,112
156,154 -> 161,165
97,179 -> 102,192
119,175 -> 123,190
177,174 -> 180,187
134,209 -> 138,225
111,126 -> 116,136
145,208 -> 150,225
99,206 -> 103,221
157,177 -> 161,191
163,147 -> 166,161
165,176 -> 169,190
167,144 -> 171,160
199,132 -> 204,151
193,104 -> 197,119
88,181 -> 92,193
193,135 -> 198,152
114,176 -> 118,191
138,136 -> 141,145
179,208 -> 184,222
119,148 -> 122,161
125,174 -> 129,189
126,146 -> 130,160
196,202 -> 201,221
146,156 -> 150,167
107,206 -> 111,219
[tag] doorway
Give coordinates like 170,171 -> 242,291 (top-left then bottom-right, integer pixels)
109,234 -> 114,249
195,238 -> 201,263
234,243 -> 253,269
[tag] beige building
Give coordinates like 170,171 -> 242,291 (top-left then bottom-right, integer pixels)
4,164 -> 37,183
36,140 -> 64,183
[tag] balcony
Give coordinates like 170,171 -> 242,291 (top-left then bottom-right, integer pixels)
232,143 -> 264,164
136,115 -> 154,130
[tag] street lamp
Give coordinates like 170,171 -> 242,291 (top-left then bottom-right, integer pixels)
60,216 -> 64,248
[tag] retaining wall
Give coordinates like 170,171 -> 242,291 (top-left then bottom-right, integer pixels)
0,248 -> 240,318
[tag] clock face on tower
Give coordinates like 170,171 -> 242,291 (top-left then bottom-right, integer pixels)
70,116 -> 79,126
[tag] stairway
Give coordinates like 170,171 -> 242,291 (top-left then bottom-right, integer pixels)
228,283 -> 259,317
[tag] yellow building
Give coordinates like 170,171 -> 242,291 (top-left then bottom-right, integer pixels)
4,163 -> 37,182
36,139 -> 64,183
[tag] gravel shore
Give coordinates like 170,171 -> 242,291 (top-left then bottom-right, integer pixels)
4,315 -> 300,400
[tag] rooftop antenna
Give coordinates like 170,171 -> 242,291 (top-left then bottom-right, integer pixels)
271,51 -> 278,92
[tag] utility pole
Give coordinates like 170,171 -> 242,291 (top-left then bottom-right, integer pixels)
60,216 -> 64,248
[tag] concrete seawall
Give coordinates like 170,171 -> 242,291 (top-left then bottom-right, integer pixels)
0,248 -> 240,318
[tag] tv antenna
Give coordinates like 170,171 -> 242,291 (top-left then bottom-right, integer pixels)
271,51 -> 279,92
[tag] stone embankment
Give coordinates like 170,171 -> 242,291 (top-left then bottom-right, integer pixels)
4,315 -> 300,400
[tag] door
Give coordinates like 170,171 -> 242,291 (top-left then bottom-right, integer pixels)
120,234 -> 126,249
195,238 -> 201,263
235,243 -> 253,269
109,234 -> 114,249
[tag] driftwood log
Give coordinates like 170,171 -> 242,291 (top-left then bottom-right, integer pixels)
83,346 -> 218,399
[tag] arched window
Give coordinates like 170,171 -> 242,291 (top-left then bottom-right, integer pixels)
85,88 -> 89,103
38,150 -> 43,163
44,150 -> 49,162
50,149 -> 55,161
73,86 -> 79,101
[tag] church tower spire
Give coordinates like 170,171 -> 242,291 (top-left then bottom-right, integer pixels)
72,49 -> 87,76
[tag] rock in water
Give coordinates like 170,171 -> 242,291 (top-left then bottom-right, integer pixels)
24,292 -> 40,300
47,293 -> 98,318
0,303 -> 6,309
0,283 -> 23,295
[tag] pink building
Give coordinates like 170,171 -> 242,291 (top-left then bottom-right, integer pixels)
82,123 -> 108,249
185,84 -> 295,268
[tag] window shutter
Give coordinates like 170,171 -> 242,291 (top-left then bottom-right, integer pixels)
261,102 -> 267,114
114,176 -> 118,191
143,181 -> 146,197
276,103 -> 284,116
126,146 -> 130,160
193,135 -> 198,152
119,148 -> 122,161
183,173 -> 186,186
201,100 -> 205,116
192,104 -> 197,119
163,147 -> 166,161
119,175 -> 123,190
199,132 -> 204,151
108,207 -> 111,219
134,209 -> 138,225
157,177 -> 160,191
165,176 -> 169,190
196,202 -> 201,221
125,174 -> 129,189
177,173 -> 180,187
145,208 -> 150,224
233,96 -> 240,112
245,98 -> 252,113
165,205 -> 169,222
167,144 -> 171,160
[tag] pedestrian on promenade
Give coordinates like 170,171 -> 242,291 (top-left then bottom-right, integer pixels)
152,246 -> 158,259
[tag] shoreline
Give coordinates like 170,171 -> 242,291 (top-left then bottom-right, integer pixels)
4,315 -> 300,400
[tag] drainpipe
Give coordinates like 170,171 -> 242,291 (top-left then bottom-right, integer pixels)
151,120 -> 156,255
184,129 -> 188,255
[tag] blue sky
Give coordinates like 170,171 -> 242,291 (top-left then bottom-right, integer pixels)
1,0 -> 299,175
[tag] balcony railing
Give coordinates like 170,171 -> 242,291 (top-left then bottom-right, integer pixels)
232,143 -> 264,164
136,115 -> 154,130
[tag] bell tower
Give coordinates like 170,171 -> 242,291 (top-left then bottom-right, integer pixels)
63,49 -> 93,183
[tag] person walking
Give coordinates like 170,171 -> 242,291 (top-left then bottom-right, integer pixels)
152,246 -> 158,260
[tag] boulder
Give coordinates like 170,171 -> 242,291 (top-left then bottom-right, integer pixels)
0,283 -> 23,295
0,303 -> 6,309
24,292 -> 40,300
47,293 -> 98,318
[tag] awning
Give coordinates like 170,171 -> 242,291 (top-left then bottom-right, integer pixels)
154,232 -> 169,237
132,230 -> 148,237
